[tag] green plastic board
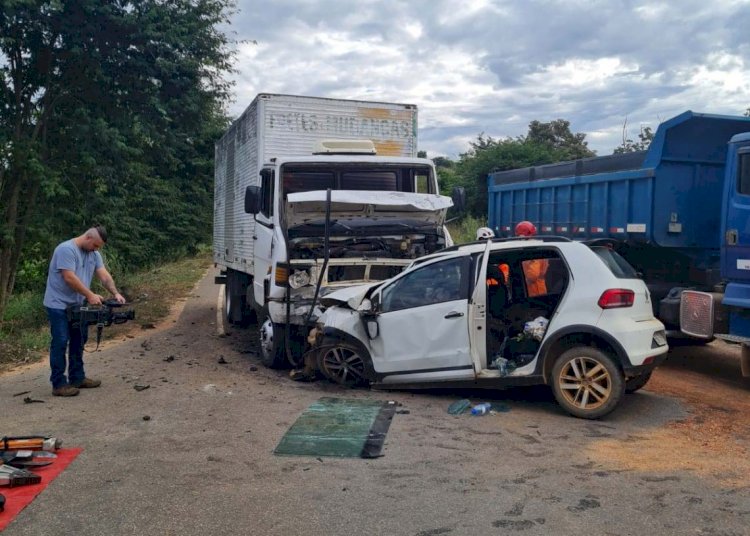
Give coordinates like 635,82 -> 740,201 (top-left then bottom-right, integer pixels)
274,397 -> 396,458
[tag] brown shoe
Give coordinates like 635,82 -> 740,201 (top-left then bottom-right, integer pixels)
72,377 -> 101,389
52,385 -> 80,397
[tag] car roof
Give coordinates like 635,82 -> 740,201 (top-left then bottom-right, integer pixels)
425,237 -> 586,260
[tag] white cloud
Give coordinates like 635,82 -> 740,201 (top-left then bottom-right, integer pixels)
229,0 -> 750,157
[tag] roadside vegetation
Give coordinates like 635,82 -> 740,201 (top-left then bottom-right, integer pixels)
0,248 -> 212,371
447,215 -> 485,244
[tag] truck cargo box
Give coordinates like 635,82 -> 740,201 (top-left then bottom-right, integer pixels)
214,94 -> 419,273
488,111 -> 750,250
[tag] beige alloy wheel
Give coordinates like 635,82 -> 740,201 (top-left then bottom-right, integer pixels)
551,346 -> 624,419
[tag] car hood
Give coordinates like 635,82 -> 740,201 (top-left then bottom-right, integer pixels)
319,281 -> 382,310
285,190 -> 453,229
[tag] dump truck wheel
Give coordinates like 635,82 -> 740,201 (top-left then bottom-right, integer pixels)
625,371 -> 652,394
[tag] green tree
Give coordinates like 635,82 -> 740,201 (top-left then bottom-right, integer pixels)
613,119 -> 654,154
0,0 -> 235,311
525,119 -> 595,160
446,118 -> 597,217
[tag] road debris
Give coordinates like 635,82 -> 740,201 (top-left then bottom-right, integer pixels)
447,399 -> 472,415
133,384 -> 150,392
22,397 -> 44,404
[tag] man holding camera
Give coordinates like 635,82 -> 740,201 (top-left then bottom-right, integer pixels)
43,226 -> 126,397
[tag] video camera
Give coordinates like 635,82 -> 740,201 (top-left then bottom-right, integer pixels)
66,300 -> 136,350
67,299 -> 135,328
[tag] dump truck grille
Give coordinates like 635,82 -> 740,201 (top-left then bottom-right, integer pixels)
680,290 -> 714,338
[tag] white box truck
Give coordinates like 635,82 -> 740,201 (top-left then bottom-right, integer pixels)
214,94 -> 457,368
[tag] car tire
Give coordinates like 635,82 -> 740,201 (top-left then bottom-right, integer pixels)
625,371 -> 652,394
550,346 -> 625,419
257,312 -> 287,369
317,343 -> 369,388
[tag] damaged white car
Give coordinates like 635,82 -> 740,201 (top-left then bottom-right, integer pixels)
310,238 -> 669,419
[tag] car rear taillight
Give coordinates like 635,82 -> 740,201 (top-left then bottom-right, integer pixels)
598,289 -> 635,309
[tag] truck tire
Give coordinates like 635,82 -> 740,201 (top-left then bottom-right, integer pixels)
625,371 -> 652,394
257,312 -> 287,369
225,270 -> 254,326
550,346 -> 625,419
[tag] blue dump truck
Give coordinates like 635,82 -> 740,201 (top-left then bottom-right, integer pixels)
487,111 -> 750,376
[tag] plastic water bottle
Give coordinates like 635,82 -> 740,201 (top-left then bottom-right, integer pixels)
471,402 -> 492,416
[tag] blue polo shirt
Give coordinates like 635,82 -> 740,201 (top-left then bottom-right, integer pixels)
43,239 -> 104,309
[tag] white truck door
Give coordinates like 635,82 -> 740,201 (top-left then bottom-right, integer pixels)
252,170 -> 276,307
368,256 -> 474,379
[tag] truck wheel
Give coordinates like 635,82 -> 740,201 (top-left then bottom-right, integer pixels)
317,343 -> 369,387
225,289 -> 245,326
625,371 -> 652,394
225,271 -> 254,326
550,347 -> 624,419
258,314 -> 287,369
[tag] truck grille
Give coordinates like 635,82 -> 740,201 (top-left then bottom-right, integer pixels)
680,290 -> 714,338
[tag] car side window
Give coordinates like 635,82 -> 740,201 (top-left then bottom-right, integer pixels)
380,256 -> 469,313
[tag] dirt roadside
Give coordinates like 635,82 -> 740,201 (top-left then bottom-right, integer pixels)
588,350 -> 750,486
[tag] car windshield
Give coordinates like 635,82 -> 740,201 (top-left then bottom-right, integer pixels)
590,246 -> 639,279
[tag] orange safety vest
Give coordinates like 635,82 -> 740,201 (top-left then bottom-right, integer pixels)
524,259 -> 549,297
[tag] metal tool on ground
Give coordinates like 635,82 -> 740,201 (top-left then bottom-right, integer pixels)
0,465 -> 41,487
1,436 -> 62,452
1,451 -> 57,468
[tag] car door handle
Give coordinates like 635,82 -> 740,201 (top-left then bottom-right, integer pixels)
445,311 -> 464,319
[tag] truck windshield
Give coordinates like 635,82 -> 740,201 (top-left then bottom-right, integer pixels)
590,246 -> 639,279
282,164 -> 433,196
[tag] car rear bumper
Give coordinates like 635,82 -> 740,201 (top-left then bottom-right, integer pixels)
598,316 -> 669,369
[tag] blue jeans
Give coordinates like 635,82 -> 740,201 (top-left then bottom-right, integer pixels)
47,307 -> 89,389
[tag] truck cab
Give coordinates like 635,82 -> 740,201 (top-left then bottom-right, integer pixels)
242,141 -> 455,368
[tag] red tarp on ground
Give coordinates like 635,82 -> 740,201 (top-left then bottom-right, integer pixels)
0,448 -> 82,532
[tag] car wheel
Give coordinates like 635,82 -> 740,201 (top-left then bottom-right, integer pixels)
257,313 -> 287,369
317,343 -> 369,388
551,346 -> 624,419
625,371 -> 652,394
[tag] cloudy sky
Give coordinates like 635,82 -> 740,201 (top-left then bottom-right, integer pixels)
229,0 -> 750,158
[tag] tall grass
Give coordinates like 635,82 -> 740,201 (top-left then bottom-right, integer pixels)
447,215 -> 488,245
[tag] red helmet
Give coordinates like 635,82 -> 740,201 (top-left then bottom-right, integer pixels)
515,221 -> 537,237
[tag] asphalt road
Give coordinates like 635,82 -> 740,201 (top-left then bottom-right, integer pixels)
2,270 -> 748,535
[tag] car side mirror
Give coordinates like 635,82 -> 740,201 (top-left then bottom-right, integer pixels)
245,185 -> 261,214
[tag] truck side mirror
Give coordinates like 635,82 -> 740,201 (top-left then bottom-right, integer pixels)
245,185 -> 261,214
451,186 -> 466,213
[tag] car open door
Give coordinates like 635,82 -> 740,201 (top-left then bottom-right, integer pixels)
368,256 -> 475,382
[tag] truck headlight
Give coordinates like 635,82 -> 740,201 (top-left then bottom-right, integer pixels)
288,269 -> 311,289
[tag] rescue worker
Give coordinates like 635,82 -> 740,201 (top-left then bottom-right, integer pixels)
476,226 -> 495,240
515,221 -> 549,297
